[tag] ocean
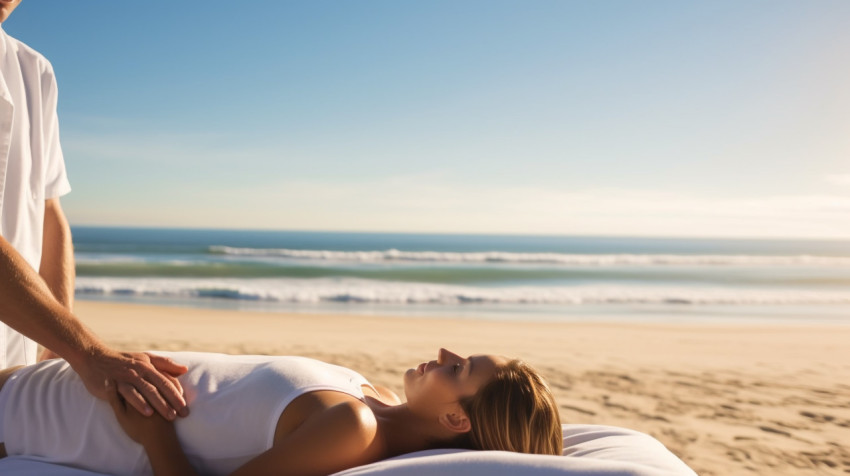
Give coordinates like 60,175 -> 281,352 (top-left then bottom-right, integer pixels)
72,227 -> 850,324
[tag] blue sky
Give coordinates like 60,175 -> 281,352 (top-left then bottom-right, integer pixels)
5,1 -> 849,238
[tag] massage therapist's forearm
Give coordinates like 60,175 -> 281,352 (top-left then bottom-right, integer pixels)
39,198 -> 75,311
1,232 -> 189,420
38,198 -> 76,359
1,229 -> 189,421
0,233 -> 104,367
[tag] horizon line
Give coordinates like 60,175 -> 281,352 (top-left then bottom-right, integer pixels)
67,222 -> 850,243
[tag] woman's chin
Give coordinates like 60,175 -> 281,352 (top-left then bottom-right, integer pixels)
403,368 -> 414,384
402,368 -> 420,393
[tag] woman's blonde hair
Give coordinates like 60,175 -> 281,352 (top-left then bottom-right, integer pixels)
459,360 -> 562,455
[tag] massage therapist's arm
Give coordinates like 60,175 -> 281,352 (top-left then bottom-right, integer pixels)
37,198 -> 75,361
0,216 -> 189,420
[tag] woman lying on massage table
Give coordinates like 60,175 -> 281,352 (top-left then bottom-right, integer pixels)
0,348 -> 561,476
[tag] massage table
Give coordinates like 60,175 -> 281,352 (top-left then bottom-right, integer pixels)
0,424 -> 697,475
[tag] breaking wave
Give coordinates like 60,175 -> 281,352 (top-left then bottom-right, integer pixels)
75,277 -> 850,306
208,247 -> 850,267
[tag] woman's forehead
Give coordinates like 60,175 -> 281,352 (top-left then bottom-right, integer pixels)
468,354 -> 508,381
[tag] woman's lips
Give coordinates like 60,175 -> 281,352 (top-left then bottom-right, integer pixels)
417,362 -> 426,375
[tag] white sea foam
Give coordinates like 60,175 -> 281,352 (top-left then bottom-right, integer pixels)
75,253 -> 201,266
75,277 -> 850,305
208,246 -> 850,267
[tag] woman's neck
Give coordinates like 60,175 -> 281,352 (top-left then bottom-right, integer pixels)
365,399 -> 461,457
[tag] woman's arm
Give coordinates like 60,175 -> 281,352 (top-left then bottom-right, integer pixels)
231,400 -> 383,476
107,383 -> 199,476
142,428 -> 199,476
109,385 -> 384,476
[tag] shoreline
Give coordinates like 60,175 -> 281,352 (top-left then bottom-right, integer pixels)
73,300 -> 850,476
76,296 -> 850,327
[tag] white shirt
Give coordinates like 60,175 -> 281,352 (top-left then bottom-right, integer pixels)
1,352 -> 377,475
0,26 -> 71,368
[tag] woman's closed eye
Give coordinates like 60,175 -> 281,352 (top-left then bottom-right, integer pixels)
452,363 -> 462,375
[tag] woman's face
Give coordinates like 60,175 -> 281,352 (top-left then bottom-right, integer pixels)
404,348 -> 506,417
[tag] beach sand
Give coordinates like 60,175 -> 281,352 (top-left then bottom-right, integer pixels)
73,300 -> 850,476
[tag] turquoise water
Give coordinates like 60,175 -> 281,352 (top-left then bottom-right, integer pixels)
72,227 -> 850,323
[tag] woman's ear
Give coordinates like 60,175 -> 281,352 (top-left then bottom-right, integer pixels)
438,410 -> 471,434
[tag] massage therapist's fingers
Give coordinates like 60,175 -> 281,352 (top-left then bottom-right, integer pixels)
131,372 -> 179,421
147,353 -> 186,406
118,381 -> 152,417
136,364 -> 185,420
147,353 -> 188,377
116,351 -> 186,419
159,371 -> 186,417
163,372 -> 184,402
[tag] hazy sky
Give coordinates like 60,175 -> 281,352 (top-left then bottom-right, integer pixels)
5,1 -> 849,238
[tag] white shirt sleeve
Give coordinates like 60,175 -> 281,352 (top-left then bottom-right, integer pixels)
40,64 -> 71,199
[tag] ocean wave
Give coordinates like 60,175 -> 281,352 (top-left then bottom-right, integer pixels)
207,246 -> 850,267
75,277 -> 850,306
72,260 -> 850,287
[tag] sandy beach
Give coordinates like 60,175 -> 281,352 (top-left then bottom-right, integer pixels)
73,300 -> 850,476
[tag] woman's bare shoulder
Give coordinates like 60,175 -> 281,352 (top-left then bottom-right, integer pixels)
241,395 -> 383,476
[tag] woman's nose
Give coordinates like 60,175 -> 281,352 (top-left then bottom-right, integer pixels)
439,348 -> 460,365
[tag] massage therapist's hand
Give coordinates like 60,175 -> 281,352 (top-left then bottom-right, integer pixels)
74,345 -> 189,421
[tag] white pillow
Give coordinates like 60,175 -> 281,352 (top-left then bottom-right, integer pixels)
0,424 -> 696,476
335,424 -> 696,476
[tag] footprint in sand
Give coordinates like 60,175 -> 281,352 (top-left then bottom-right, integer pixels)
799,411 -> 850,427
725,447 -> 751,462
758,425 -> 791,437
